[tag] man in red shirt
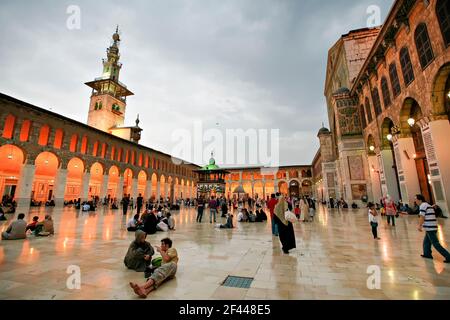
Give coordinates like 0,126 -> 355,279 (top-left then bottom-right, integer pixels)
267,194 -> 279,236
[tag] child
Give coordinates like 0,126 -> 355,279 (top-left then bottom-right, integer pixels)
26,216 -> 40,233
368,202 -> 381,240
294,204 -> 300,220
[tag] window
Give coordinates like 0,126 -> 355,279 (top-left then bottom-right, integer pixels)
101,143 -> 108,158
414,23 -> 434,69
400,47 -> 415,86
389,63 -> 401,98
381,77 -> 392,108
436,0 -> 450,47
20,120 -> 32,142
359,105 -> 367,129
38,125 -> 50,146
2,115 -> 16,139
53,129 -> 64,149
80,136 -> 88,154
371,89 -> 382,117
70,134 -> 78,152
92,141 -> 99,157
112,104 -> 120,112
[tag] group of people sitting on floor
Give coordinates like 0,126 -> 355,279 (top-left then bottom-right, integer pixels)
237,208 -> 268,223
124,232 -> 179,299
1,214 -> 54,240
126,207 -> 175,234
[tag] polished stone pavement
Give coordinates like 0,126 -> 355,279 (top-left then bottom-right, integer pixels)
0,205 -> 449,300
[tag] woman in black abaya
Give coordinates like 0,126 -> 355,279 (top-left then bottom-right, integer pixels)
273,194 -> 296,254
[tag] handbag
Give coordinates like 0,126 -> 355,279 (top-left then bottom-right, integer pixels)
285,210 -> 297,223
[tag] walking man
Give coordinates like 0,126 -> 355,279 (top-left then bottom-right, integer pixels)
137,193 -> 144,214
416,194 -> 450,263
196,197 -> 204,223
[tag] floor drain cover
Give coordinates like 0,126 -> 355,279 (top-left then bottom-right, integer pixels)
222,276 -> 254,289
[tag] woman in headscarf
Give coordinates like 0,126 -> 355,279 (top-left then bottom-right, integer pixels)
273,193 -> 296,254
299,198 -> 309,223
124,230 -> 155,272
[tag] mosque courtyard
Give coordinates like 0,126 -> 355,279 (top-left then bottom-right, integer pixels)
0,205 -> 449,300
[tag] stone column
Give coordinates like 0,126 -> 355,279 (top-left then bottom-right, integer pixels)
131,178 -> 138,200
144,179 -> 152,201
171,183 -> 175,204
164,181 -> 169,200
100,174 -> 109,200
393,136 -> 421,205
156,180 -> 161,202
15,163 -> 36,212
116,175 -> 124,200
379,149 -> 400,201
80,172 -> 91,202
274,179 -> 279,192
262,180 -> 266,199
421,119 -> 450,217
53,168 -> 68,208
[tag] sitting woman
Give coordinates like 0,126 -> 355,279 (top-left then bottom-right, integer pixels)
0,206 -> 6,221
130,238 -> 178,298
143,210 -> 158,235
124,230 -> 154,272
255,209 -> 267,222
34,215 -> 55,236
26,216 -> 40,232
111,198 -> 119,210
127,214 -> 142,232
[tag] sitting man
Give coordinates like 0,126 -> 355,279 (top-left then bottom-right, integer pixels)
2,213 -> 27,240
130,238 -> 178,298
217,213 -> 234,229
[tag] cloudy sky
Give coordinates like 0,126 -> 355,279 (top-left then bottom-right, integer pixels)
0,0 -> 393,167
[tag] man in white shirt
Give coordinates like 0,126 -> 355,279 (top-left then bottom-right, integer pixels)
416,194 -> 450,263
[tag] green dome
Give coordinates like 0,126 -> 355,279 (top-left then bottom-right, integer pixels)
202,156 -> 220,170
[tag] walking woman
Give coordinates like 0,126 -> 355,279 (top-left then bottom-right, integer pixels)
299,198 -> 309,222
273,193 -> 296,254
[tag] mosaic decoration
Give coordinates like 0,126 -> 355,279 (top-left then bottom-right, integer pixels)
348,155 -> 365,180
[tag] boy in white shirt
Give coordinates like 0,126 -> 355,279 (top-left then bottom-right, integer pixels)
368,202 -> 381,240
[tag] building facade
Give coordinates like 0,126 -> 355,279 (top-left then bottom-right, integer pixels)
0,30 -> 199,212
223,166 -> 313,201
317,0 -> 450,215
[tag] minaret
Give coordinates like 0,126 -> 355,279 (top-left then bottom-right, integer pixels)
85,26 -> 134,133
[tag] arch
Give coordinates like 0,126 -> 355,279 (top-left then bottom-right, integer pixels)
137,170 -> 147,196
301,180 -> 313,196
414,23 -> 434,69
436,0 -> 450,47
123,168 -> 134,196
32,151 -> 60,203
19,120 -> 32,142
38,125 -> 50,146
151,173 -> 158,199
367,134 -> 376,153
381,117 -> 395,149
66,157 -> 84,201
278,181 -> 288,196
0,144 -> 25,199
288,179 -> 300,198
107,165 -> 120,199
253,181 -> 264,199
2,115 -> 16,139
399,98 -> 424,135
160,175 -> 166,198
431,62 -> 450,118
88,162 -> 104,198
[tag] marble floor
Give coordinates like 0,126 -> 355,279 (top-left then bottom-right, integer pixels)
0,205 -> 449,300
